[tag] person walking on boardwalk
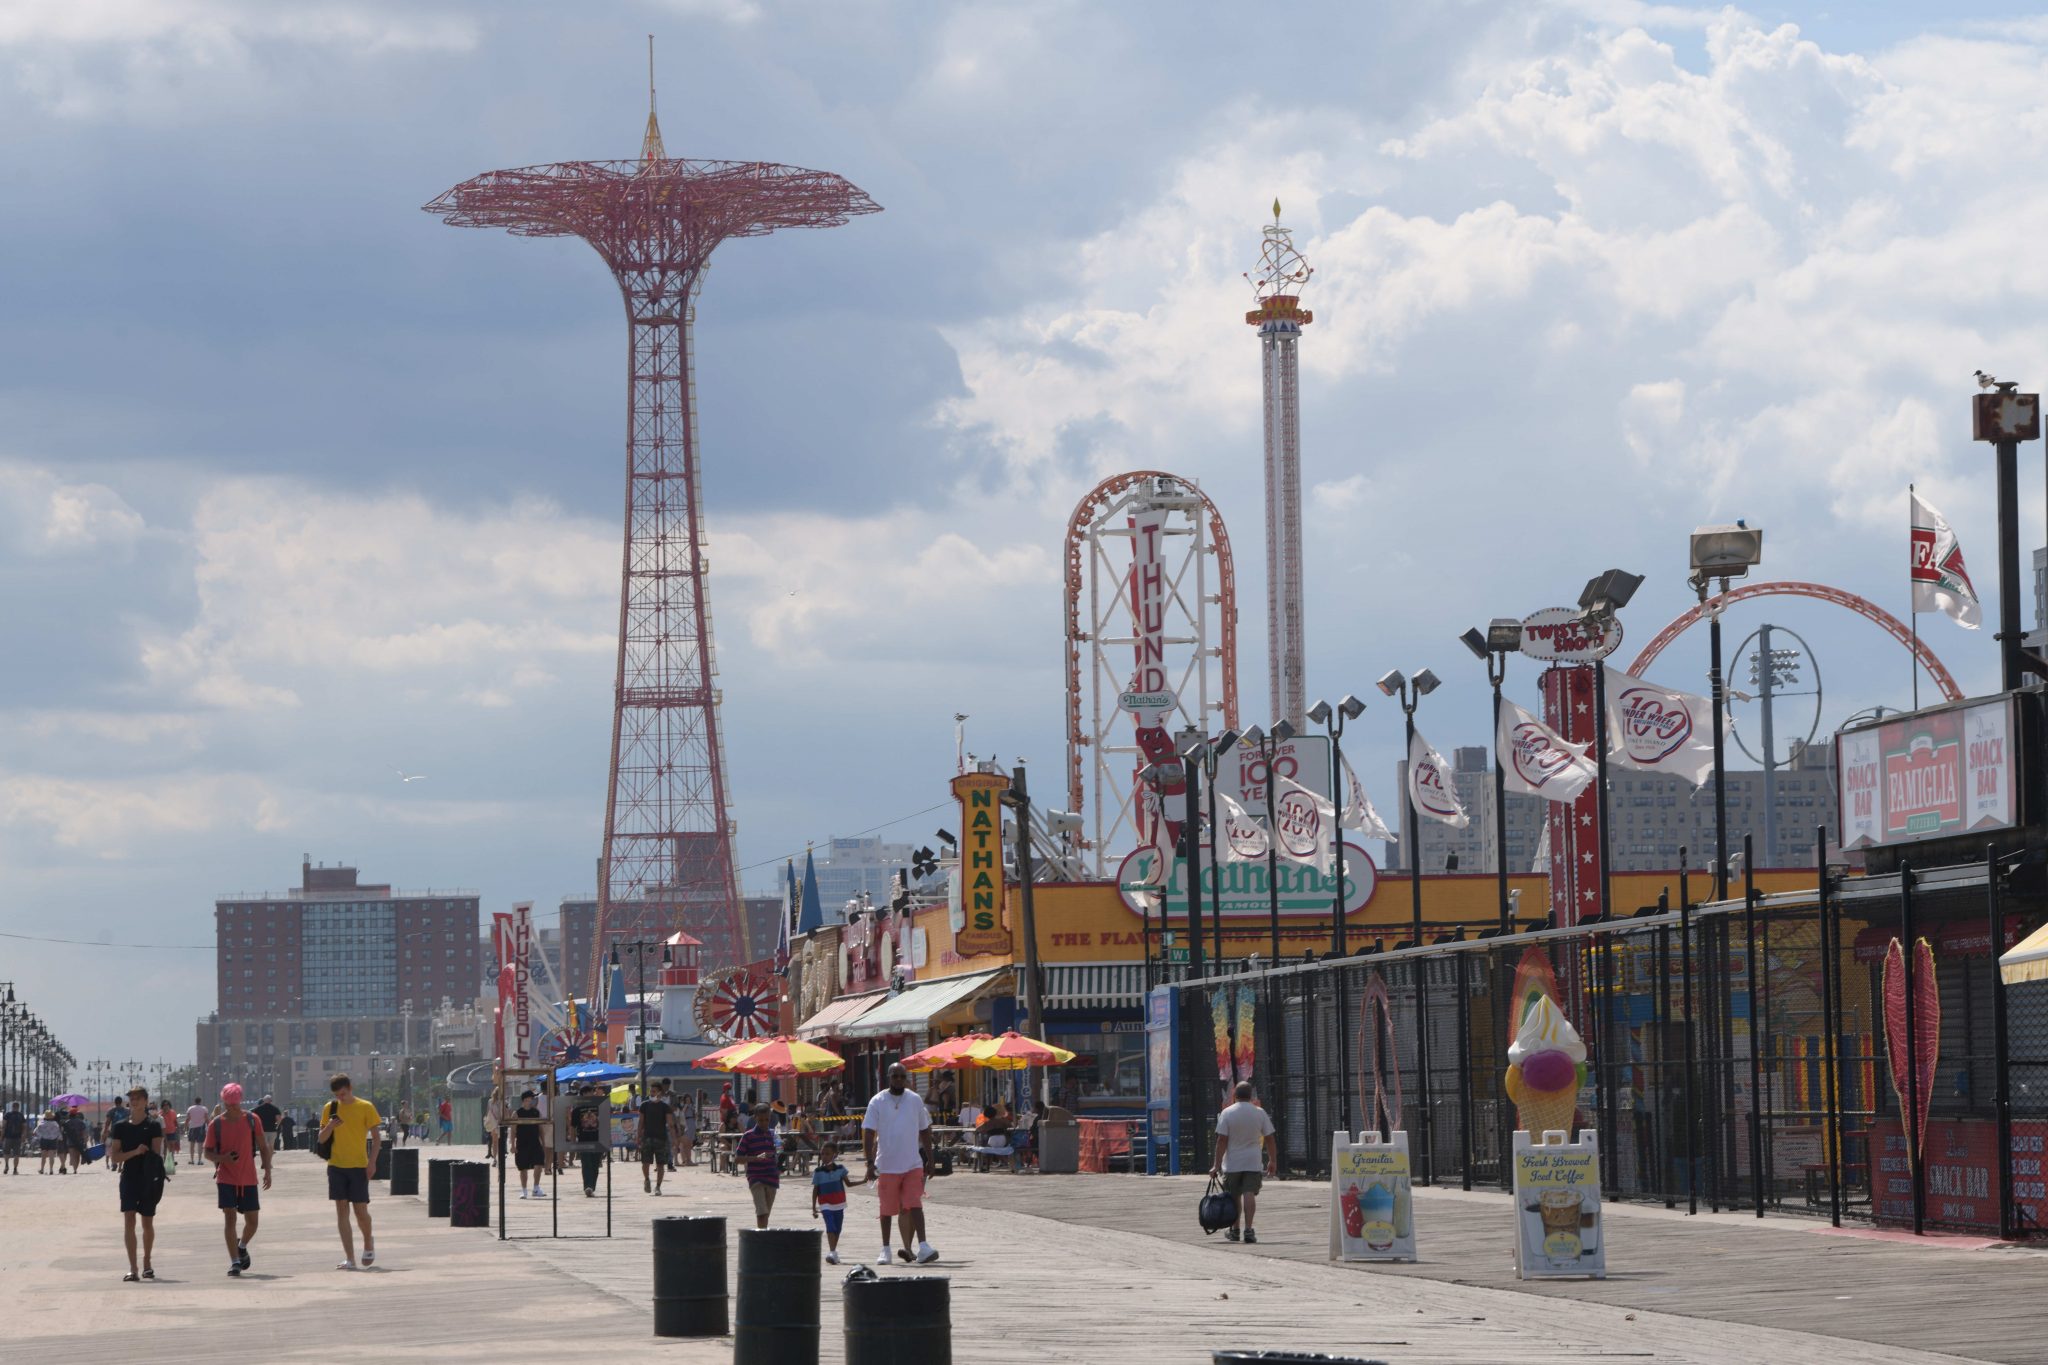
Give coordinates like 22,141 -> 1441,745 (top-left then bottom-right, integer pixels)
861,1063 -> 938,1265
737,1103 -> 780,1228
185,1097 -> 209,1156
2,1101 -> 24,1174
638,1083 -> 673,1195
513,1090 -> 548,1199
104,1094 -> 131,1170
205,1083 -> 272,1277
317,1073 -> 382,1270
1210,1081 -> 1277,1244
810,1140 -> 851,1263
437,1095 -> 453,1144
108,1086 -> 165,1282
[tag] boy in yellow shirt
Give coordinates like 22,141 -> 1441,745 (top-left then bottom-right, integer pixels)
317,1073 -> 382,1270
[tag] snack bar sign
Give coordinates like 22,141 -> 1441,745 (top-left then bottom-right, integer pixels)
952,771 -> 1013,956
1838,696 -> 2018,850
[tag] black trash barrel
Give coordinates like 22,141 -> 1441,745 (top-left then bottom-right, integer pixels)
427,1158 -> 455,1217
735,1227 -> 820,1365
653,1215 -> 728,1338
845,1273 -> 950,1365
389,1146 -> 420,1196
374,1143 -> 393,1181
449,1161 -> 490,1228
1212,1354 -> 1388,1364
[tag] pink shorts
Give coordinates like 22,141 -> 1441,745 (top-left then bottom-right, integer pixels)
875,1167 -> 926,1217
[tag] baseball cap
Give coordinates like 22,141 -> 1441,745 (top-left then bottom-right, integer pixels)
220,1082 -> 244,1105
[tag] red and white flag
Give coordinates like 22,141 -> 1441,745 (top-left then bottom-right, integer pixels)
1407,729 -> 1470,829
1337,750 -> 1394,841
1604,670 -> 1716,787
1215,790 -> 1270,863
1498,699 -> 1598,803
1910,489 -> 1981,629
1271,772 -> 1337,875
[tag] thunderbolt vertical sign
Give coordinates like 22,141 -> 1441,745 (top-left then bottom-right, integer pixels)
512,901 -> 534,1068
952,772 -> 1012,957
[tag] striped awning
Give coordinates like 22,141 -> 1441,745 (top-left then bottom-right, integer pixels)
795,990 -> 889,1041
1044,963 -> 1146,1011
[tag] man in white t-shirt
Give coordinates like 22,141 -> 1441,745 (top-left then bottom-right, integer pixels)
185,1099 -> 211,1153
861,1063 -> 938,1265
1210,1081 -> 1276,1243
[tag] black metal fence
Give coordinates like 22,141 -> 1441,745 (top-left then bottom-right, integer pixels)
1166,844 -> 2048,1238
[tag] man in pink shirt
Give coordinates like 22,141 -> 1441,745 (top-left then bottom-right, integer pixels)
205,1083 -> 272,1278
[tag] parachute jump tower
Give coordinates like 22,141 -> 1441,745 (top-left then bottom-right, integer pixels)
426,57 -> 880,994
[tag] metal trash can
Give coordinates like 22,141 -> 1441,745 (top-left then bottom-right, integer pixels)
427,1158 -> 455,1217
653,1215 -> 728,1338
845,1270 -> 950,1365
389,1146 -> 420,1196
449,1161 -> 490,1228
735,1227 -> 820,1364
1212,1354 -> 1388,1364
1037,1105 -> 1081,1174
374,1143 -> 392,1181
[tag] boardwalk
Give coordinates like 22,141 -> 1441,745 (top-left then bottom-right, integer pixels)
4,1144 -> 2040,1363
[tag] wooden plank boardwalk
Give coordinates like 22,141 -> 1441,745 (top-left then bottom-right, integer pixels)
4,1144 -> 2037,1362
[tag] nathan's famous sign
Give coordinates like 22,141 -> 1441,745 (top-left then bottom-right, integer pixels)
952,771 -> 1013,956
1116,844 -> 1378,920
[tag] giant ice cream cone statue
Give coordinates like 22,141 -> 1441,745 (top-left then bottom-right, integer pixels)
1504,994 -> 1586,1139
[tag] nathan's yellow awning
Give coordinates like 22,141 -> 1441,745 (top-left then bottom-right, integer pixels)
1999,921 -> 2048,985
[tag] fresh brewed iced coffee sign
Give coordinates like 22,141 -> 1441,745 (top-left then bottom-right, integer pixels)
1837,696 -> 2018,850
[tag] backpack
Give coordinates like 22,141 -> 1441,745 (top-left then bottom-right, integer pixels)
312,1102 -> 338,1161
1198,1174 -> 1239,1235
206,1112 -> 262,1170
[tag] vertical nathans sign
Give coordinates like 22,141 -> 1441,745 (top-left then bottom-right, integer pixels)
1837,696 -> 2018,850
952,772 -> 1012,956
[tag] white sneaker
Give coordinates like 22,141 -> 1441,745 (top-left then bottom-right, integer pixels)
532,1187 -> 548,1199
915,1242 -> 938,1264
518,1189 -> 529,1199
825,1250 -> 840,1265
879,1246 -> 893,1265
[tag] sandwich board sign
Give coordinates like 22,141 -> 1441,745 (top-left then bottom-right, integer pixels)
1329,1129 -> 1415,1262
1511,1129 -> 1605,1279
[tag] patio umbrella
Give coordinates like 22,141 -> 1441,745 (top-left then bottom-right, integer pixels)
2000,920 -> 2048,985
899,1033 -> 992,1072
694,1038 -> 769,1070
694,1036 -> 845,1078
50,1093 -> 88,1109
961,1032 -> 1076,1071
551,1060 -> 636,1085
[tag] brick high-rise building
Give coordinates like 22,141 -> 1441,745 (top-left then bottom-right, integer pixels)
214,861 -> 480,1019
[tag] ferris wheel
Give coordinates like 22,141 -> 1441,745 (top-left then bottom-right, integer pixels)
540,1026 -> 598,1067
693,968 -> 780,1046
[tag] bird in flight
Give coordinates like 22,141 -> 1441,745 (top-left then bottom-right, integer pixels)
396,769 -> 428,784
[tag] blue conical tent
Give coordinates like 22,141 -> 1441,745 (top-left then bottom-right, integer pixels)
797,847 -> 825,934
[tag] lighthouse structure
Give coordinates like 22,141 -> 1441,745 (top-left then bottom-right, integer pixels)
1246,201 -> 1313,729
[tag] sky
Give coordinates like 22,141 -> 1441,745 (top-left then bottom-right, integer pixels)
5,0 -> 2048,1069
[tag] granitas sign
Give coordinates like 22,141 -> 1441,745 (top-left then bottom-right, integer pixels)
1837,695 -> 2017,850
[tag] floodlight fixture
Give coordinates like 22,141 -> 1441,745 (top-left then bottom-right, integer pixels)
1307,699 -> 1333,724
1271,718 -> 1297,742
1412,668 -> 1441,696
1375,670 -> 1405,697
1690,522 -> 1764,582
1339,695 -> 1366,721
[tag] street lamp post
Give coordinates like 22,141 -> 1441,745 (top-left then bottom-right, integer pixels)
1459,623 -> 1522,935
1191,730 -> 1241,970
1241,721 -> 1297,962
611,939 -> 673,1104
1579,570 -> 1644,922
1307,697 -> 1367,956
1690,525 -> 1763,901
1377,666 -> 1441,1184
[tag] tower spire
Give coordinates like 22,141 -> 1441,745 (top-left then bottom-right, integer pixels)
641,34 -> 666,162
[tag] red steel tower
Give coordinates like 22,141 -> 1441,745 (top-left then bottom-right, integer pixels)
426,88 -> 880,995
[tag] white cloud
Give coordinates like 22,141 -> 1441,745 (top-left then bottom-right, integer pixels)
0,771 -> 286,853
0,462 -> 145,555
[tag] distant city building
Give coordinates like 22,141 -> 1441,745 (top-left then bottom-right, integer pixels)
742,895 -> 784,964
1389,740 -> 1836,876
196,1002 -> 485,1107
810,837 -> 915,917
213,861 -> 479,1020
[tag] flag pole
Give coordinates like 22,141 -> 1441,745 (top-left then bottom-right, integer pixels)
1909,483 -> 1920,711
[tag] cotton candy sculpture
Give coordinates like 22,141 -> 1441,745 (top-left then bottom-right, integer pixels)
1504,994 -> 1587,1139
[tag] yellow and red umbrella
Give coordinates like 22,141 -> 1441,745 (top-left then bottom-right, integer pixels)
899,1033 -> 992,1073
692,1035 -> 846,1078
961,1031 -> 1076,1071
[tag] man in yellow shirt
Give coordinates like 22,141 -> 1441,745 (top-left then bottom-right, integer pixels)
317,1073 -> 382,1271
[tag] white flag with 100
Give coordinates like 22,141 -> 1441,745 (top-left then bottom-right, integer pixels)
1338,751 -> 1394,841
1604,670 -> 1716,787
1215,790 -> 1271,863
1498,699 -> 1598,803
1408,729 -> 1471,829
